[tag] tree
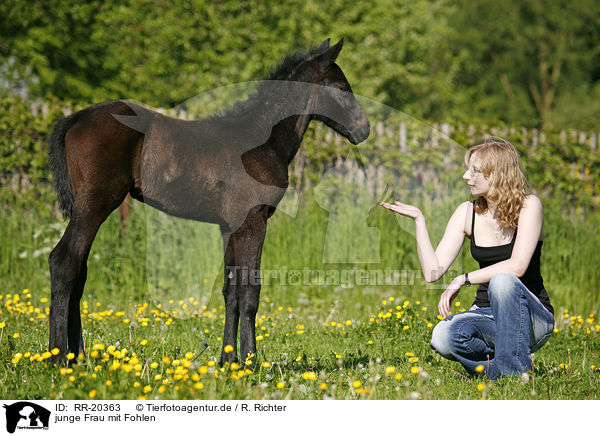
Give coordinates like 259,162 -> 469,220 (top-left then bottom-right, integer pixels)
447,0 -> 600,128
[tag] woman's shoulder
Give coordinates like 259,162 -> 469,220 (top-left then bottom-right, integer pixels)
522,194 -> 543,212
454,200 -> 472,218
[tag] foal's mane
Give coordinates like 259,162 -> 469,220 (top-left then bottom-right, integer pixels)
211,43 -> 330,120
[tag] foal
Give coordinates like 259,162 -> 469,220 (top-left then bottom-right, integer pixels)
48,38 -> 370,364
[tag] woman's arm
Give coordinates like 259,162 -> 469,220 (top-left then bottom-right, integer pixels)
380,200 -> 469,282
438,195 -> 544,317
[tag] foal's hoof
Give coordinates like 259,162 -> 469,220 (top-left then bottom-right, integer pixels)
219,354 -> 238,367
47,354 -> 67,367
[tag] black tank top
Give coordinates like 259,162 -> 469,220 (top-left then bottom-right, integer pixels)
469,201 -> 554,314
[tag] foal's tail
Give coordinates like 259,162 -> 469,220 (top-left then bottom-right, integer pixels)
49,113 -> 80,219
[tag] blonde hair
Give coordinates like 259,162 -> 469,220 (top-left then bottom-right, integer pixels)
465,137 -> 529,229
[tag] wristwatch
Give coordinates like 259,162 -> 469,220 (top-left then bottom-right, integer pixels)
464,273 -> 471,287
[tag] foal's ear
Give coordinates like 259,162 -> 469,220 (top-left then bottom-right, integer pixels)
319,38 -> 331,49
315,38 -> 344,69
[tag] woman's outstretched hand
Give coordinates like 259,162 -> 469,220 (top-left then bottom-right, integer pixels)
379,201 -> 424,220
438,277 -> 463,318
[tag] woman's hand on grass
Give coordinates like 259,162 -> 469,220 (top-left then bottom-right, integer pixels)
438,277 -> 463,318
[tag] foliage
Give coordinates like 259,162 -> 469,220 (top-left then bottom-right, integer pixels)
445,0 -> 600,128
1,0 -> 598,128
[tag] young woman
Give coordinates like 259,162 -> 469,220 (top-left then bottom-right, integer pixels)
380,137 -> 554,379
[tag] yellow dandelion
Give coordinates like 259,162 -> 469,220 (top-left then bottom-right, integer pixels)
66,353 -> 75,360
262,362 -> 271,369
224,345 -> 234,353
302,372 -> 317,381
352,380 -> 362,388
143,385 -> 152,393
89,389 -> 97,398
276,382 -> 285,389
320,383 -> 327,390
475,365 -> 485,373
477,383 -> 485,391
385,366 -> 395,375
194,382 -> 204,390
105,380 -> 112,387
207,361 -> 216,367
0,322 -> 5,328
51,347 -> 59,355
395,373 -> 403,380
410,367 -> 419,375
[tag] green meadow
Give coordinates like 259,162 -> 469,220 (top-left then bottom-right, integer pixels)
1,185 -> 598,400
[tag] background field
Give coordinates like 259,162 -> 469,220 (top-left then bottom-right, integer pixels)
1,181 -> 599,400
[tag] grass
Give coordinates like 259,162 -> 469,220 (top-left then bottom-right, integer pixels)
1,186 -> 599,400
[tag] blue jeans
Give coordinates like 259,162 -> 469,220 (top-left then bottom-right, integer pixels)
430,273 -> 554,379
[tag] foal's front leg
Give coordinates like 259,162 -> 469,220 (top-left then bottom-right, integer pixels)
237,212 -> 268,367
219,210 -> 267,367
220,236 -> 240,365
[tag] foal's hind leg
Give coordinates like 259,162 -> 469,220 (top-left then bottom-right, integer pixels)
49,195 -> 124,361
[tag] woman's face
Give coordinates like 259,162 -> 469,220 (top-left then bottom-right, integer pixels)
463,153 -> 490,196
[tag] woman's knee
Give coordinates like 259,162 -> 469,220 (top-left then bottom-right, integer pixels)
430,321 -> 454,357
488,272 -> 521,303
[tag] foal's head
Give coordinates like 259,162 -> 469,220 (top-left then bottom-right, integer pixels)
272,38 -> 370,145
